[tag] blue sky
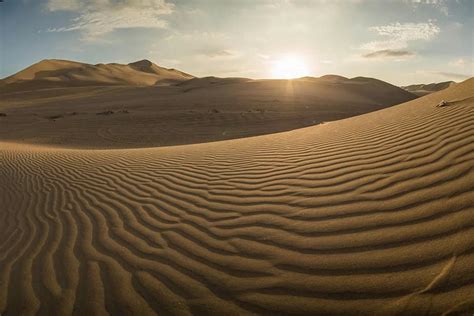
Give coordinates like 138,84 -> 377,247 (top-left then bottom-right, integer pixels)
0,0 -> 473,85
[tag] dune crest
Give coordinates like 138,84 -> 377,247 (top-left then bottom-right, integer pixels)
1,59 -> 194,88
402,81 -> 456,96
1,78 -> 473,315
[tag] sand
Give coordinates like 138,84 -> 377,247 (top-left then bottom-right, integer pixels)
402,81 -> 456,96
1,59 -> 194,89
0,78 -> 473,315
0,74 -> 416,149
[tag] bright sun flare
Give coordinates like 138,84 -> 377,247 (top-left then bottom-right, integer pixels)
271,55 -> 310,79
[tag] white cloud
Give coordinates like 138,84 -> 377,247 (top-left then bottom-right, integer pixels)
449,58 -> 474,69
163,31 -> 229,43
405,0 -> 450,16
203,49 -> 240,59
46,0 -> 81,11
361,21 -> 440,51
431,71 -> 471,81
415,69 -> 472,81
46,0 -> 174,41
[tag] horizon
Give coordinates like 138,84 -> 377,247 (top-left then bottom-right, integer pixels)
1,0 -> 473,85
3,57 -> 468,87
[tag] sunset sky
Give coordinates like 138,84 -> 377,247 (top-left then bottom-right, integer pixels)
1,0 -> 473,85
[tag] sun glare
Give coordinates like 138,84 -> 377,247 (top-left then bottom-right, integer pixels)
271,55 -> 310,79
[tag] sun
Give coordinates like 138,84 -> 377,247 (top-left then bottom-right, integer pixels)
271,55 -> 310,79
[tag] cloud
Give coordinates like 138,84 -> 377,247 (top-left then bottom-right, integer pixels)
193,49 -> 241,62
405,0 -> 450,16
449,58 -> 474,68
432,71 -> 471,81
359,21 -> 439,60
362,49 -> 415,59
164,31 -> 229,43
46,0 -> 174,41
46,0 -> 81,11
205,50 -> 238,59
361,21 -> 440,51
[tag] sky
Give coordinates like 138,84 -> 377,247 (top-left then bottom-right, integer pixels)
0,0 -> 473,85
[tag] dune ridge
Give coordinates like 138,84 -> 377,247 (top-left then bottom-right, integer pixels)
402,81 -> 456,96
0,79 -> 473,315
0,59 -> 194,88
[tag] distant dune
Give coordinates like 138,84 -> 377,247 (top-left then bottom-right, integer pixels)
0,61 -> 417,148
1,78 -> 473,315
402,81 -> 456,96
0,59 -> 194,90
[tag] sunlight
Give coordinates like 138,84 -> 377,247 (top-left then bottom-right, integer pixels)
271,55 -> 310,79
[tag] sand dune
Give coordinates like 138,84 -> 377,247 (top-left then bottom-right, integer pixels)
0,59 -> 194,89
0,71 -> 417,148
402,81 -> 456,96
0,78 -> 473,315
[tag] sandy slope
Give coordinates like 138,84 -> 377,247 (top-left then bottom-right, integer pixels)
402,81 -> 456,96
0,59 -> 194,89
0,79 -> 473,315
0,76 -> 416,148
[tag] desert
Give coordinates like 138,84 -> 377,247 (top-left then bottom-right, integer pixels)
1,1 -> 473,315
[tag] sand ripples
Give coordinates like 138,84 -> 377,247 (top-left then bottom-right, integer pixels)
1,94 -> 473,315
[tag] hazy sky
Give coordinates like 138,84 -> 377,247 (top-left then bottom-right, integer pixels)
1,0 -> 473,85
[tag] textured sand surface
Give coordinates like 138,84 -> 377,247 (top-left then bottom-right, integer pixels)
0,79 -> 473,315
